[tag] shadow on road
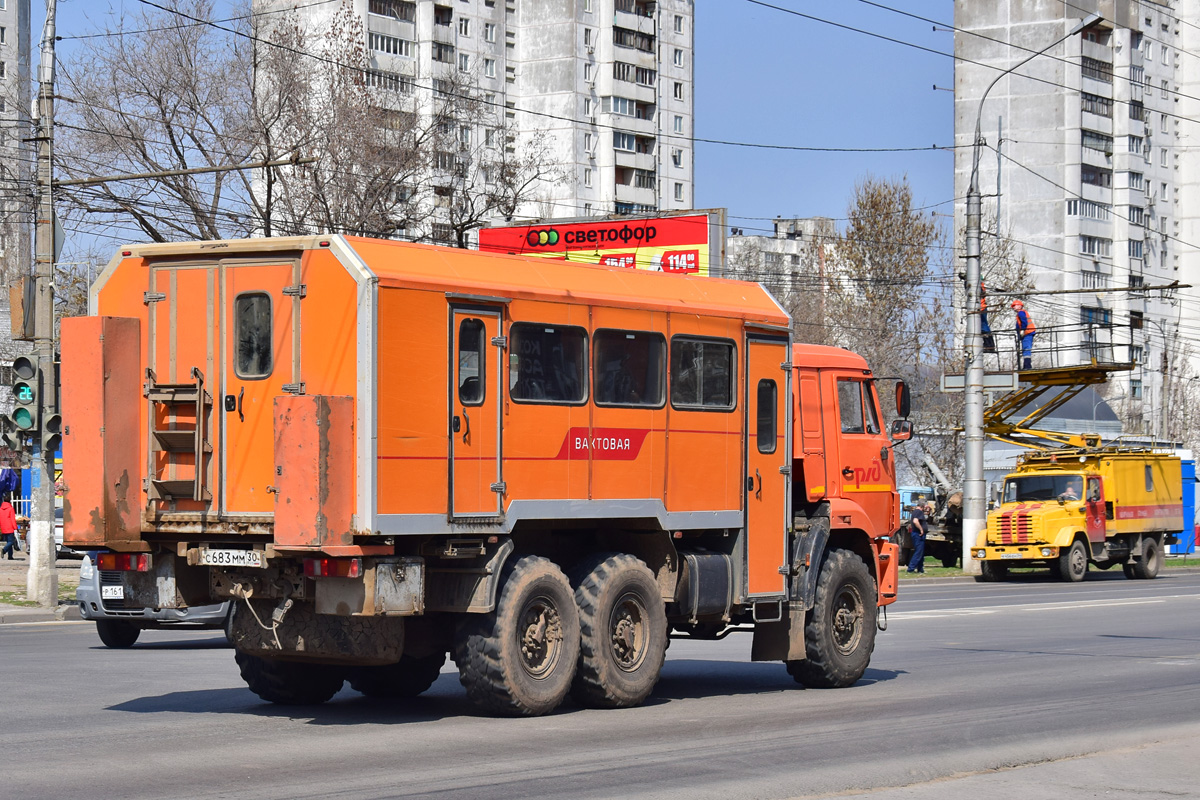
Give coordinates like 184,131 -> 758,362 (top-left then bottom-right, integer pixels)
649,659 -> 900,702
89,636 -> 231,652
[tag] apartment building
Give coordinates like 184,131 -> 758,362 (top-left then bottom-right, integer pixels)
0,0 -> 31,289
256,0 -> 694,240
954,1 -> 1197,436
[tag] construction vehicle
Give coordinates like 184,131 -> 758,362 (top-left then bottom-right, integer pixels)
897,451 -> 964,568
974,442 -> 1182,581
61,235 -> 905,716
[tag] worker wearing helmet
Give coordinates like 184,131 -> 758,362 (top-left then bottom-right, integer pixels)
980,281 -> 996,354
1012,300 -> 1035,370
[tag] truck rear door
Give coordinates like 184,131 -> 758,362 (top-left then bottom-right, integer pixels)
745,334 -> 790,596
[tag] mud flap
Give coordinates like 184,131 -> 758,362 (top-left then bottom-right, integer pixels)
750,602 -> 808,662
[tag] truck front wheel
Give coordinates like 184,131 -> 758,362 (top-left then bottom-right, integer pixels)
234,651 -> 345,705
787,548 -> 877,689
453,556 -> 580,716
571,553 -> 667,709
977,561 -> 1008,582
96,619 -> 140,648
1056,539 -> 1088,583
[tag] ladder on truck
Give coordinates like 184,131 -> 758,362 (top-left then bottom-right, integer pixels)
145,367 -> 213,502
983,362 -> 1133,450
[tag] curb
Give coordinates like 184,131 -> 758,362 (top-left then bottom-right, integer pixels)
0,603 -> 82,625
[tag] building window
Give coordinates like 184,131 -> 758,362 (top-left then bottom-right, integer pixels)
674,15 -> 684,33
673,81 -> 684,100
1160,113 -> 1168,133
1162,46 -> 1170,65
1129,240 -> 1143,259
1081,92 -> 1113,117
433,42 -> 455,63
484,58 -> 496,78
1128,100 -> 1145,122
365,70 -> 412,94
614,27 -> 655,53
673,115 -> 683,133
613,131 -> 635,151
584,62 -> 594,81
0,62 -> 5,79
1081,130 -> 1112,153
369,0 -> 415,21
1130,310 -> 1143,330
1161,182 -> 1169,201
1128,171 -> 1144,190
583,202 -> 593,215
671,148 -> 682,167
1160,147 -> 1168,167
433,5 -> 452,25
584,132 -> 594,151
583,97 -> 593,116
583,167 -> 592,187
1080,306 -> 1112,326
0,27 -> 5,45
460,126 -> 471,147
369,33 -> 413,57
673,48 -> 683,67
458,17 -> 470,36
1078,236 -> 1112,257
484,23 -> 496,42
1066,199 -> 1110,220
1128,206 -> 1145,225
1131,345 -> 1144,364
634,169 -> 655,189
1080,164 -> 1112,187
584,0 -> 593,12
674,182 -> 683,201
1146,42 -> 1154,60
584,28 -> 593,47
459,53 -> 470,71
1081,56 -> 1112,82
1128,135 -> 1143,154
1131,379 -> 1142,400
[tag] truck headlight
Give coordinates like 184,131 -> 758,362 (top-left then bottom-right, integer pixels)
975,549 -> 986,559
1041,548 -> 1053,557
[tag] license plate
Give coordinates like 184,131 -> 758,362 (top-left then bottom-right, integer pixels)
1000,553 -> 1024,560
101,585 -> 124,600
198,548 -> 264,568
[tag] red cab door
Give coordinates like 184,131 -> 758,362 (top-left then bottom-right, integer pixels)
831,375 -> 895,534
1085,477 -> 1106,542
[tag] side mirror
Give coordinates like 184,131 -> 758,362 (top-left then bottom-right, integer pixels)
890,419 -> 913,441
895,381 -> 911,418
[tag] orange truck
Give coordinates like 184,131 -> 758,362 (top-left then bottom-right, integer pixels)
62,235 -> 906,716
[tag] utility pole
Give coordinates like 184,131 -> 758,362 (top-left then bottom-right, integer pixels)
962,12 -> 1100,575
27,0 -> 57,607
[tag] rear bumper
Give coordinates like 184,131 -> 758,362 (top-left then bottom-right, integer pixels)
972,544 -> 1059,562
76,576 -> 229,627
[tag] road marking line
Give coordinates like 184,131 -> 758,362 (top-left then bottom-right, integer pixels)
890,595 -> 1197,619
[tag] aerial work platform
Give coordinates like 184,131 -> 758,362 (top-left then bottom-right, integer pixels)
983,362 -> 1134,449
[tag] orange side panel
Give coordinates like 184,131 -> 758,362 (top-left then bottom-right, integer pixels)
61,316 -> 143,549
877,541 -> 900,606
376,289 -> 448,515
300,249 -> 359,399
274,395 -> 355,549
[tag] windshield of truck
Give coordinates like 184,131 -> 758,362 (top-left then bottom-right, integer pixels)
1003,474 -> 1084,503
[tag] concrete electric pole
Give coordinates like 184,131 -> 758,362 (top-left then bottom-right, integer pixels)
962,12 -> 1100,575
27,0 -> 57,607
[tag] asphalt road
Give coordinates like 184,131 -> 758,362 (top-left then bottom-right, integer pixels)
6,570 -> 1200,800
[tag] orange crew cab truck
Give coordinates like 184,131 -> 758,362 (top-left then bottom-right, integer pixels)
62,235 -> 907,716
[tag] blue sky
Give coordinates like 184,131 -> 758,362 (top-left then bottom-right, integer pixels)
47,0 -> 956,238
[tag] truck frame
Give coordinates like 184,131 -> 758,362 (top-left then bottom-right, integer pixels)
63,235 -> 903,715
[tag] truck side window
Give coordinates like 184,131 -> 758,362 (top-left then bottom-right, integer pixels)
756,379 -> 777,453
1087,477 -> 1101,502
508,323 -> 588,404
594,329 -> 666,407
670,336 -> 736,411
458,318 -> 485,406
863,381 -> 881,435
234,292 -> 272,379
1145,464 -> 1154,492
837,379 -> 865,434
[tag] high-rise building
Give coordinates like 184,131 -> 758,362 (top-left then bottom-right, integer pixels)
954,1 -> 1197,436
0,0 -> 32,289
255,0 -> 694,241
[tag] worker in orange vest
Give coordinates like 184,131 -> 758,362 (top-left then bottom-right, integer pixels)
1012,300 -> 1035,370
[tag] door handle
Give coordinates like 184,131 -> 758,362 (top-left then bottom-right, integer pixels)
461,408 -> 470,444
755,469 -> 762,501
842,467 -> 854,479
237,387 -> 244,423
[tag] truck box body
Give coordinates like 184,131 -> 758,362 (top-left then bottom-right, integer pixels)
61,235 -> 902,715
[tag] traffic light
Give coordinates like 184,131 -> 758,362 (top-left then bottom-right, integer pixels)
41,412 -> 62,455
10,355 -> 39,433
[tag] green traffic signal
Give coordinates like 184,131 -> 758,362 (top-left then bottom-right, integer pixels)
10,354 -> 40,432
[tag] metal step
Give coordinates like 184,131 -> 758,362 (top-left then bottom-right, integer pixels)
152,430 -> 212,453
150,479 -> 211,502
145,384 -> 212,405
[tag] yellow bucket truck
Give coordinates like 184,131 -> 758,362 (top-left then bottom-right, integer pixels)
974,449 -> 1183,582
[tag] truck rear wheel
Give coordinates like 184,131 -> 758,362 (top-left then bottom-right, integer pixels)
1131,537 -> 1162,580
96,619 -> 140,648
977,561 -> 1008,582
453,556 -> 580,716
1056,539 -> 1089,583
234,651 -> 345,705
348,652 -> 447,698
786,548 -> 876,689
571,553 -> 667,709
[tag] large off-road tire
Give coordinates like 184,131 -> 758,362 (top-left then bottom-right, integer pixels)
1056,538 -> 1089,583
977,561 -> 1008,582
786,548 -> 877,689
348,652 -> 447,698
1131,537 -> 1162,580
453,555 -> 580,716
571,553 -> 668,709
234,651 -> 345,705
96,619 -> 140,648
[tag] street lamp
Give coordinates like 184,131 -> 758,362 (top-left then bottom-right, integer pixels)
962,12 -> 1102,575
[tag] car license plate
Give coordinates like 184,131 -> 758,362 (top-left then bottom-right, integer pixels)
198,548 -> 264,568
101,585 -> 124,600
1000,553 -> 1023,560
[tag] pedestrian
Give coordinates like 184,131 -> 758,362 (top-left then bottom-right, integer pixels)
980,281 -> 996,354
1012,300 -> 1036,370
0,494 -> 17,560
907,500 -> 927,574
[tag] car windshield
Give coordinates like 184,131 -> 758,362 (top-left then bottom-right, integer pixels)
1003,474 -> 1084,503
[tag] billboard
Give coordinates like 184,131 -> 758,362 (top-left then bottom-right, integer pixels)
478,210 -> 726,278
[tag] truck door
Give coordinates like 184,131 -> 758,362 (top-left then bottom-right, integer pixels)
745,335 -> 790,596
796,371 -> 827,501
449,307 -> 504,520
222,261 -> 301,515
1085,476 -> 1106,542
832,375 -> 895,533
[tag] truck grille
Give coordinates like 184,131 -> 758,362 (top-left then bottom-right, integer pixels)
989,512 -> 1041,544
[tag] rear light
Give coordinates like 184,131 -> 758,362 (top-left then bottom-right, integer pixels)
303,557 -> 362,578
96,553 -> 151,572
